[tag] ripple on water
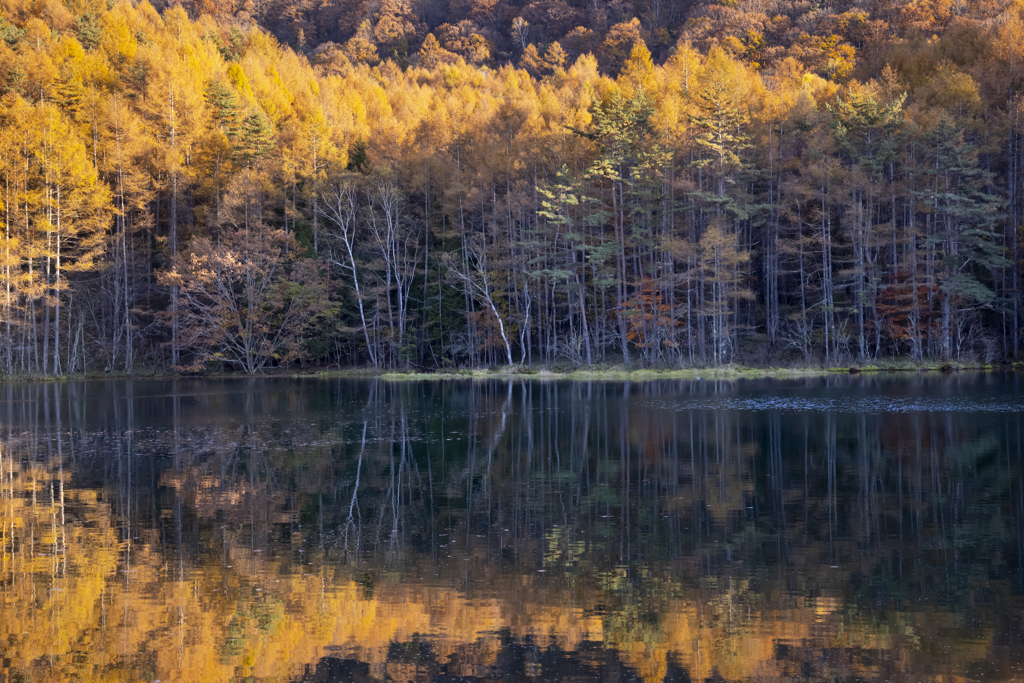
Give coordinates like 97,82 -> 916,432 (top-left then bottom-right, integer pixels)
642,395 -> 1024,413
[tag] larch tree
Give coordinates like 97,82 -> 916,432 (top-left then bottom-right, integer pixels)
36,103 -> 108,375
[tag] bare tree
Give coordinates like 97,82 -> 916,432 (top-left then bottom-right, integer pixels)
511,17 -> 529,50
319,178 -> 378,367
366,175 -> 421,367
162,170 -> 330,373
444,234 -> 514,367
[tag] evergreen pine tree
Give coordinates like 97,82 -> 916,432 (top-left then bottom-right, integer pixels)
204,80 -> 241,139
919,116 -> 1006,358
236,110 -> 275,166
346,137 -> 368,173
688,74 -> 752,217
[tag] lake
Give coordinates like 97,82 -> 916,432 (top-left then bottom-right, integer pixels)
1,374 -> 1023,682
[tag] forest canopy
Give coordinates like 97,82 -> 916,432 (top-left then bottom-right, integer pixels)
0,0 -> 1023,373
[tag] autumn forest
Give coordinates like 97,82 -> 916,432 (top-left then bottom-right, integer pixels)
1,0 -> 1023,374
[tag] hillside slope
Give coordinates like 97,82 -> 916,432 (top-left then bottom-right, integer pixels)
0,0 -> 1022,372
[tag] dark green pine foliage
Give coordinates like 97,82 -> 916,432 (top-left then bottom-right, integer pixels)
829,91 -> 907,174
535,164 -> 619,292
688,76 -> 753,219
0,16 -> 24,48
581,88 -> 665,196
535,165 -> 598,364
686,76 -> 759,363
621,89 -> 672,249
228,27 -> 245,60
75,13 -> 101,51
827,87 -> 907,359
535,165 -> 582,277
209,26 -> 246,62
574,88 -> 672,363
236,109 -> 275,166
204,80 -> 242,139
346,137 -> 368,173
919,116 -> 1006,357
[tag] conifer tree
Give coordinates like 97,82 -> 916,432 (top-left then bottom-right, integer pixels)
919,117 -> 1006,359
828,84 -> 907,359
236,109 -> 275,166
204,80 -> 241,139
689,60 -> 751,214
537,165 -> 594,365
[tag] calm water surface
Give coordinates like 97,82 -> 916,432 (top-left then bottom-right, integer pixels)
1,374 -> 1023,682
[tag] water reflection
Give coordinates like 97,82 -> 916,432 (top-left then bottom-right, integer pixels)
1,374 -> 1023,682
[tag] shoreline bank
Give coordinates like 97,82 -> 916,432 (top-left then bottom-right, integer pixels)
4,361 -> 1021,384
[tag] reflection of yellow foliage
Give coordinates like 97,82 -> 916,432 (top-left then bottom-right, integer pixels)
0,455 -> 1003,682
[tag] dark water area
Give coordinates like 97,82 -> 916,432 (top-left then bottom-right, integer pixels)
1,373 -> 1023,682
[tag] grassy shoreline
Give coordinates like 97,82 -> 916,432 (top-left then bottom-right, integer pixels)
379,361 -> 1022,381
6,360 -> 1018,384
